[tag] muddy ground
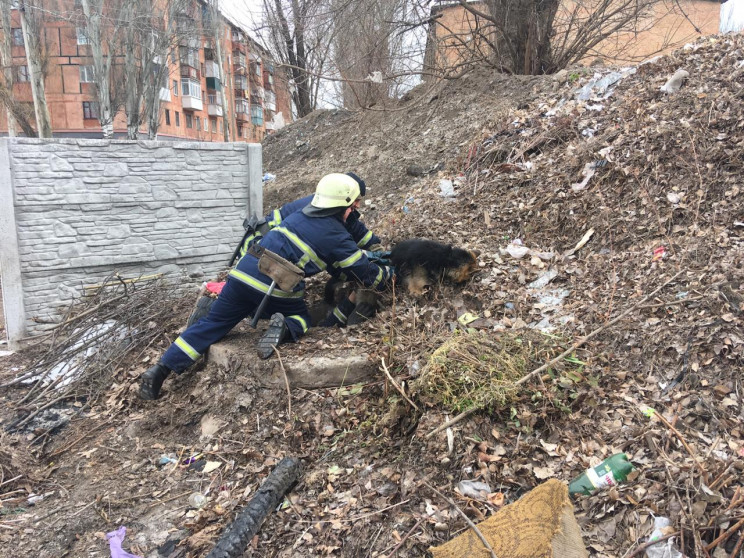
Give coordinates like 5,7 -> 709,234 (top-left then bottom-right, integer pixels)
1,35 -> 743,558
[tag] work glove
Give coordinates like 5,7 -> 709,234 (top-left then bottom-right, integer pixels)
364,250 -> 392,265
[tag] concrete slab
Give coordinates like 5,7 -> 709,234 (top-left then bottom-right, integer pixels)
208,331 -> 379,389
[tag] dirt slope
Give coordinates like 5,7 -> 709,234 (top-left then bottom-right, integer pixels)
1,35 -> 743,558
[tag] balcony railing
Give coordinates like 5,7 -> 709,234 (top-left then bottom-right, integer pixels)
208,104 -> 223,117
234,88 -> 247,99
180,66 -> 200,80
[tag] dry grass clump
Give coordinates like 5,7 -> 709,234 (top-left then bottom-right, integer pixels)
412,330 -> 567,414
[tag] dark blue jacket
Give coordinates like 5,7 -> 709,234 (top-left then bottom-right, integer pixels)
239,195 -> 381,258
230,210 -> 392,298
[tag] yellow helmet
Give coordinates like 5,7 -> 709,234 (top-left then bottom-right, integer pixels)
310,173 -> 360,209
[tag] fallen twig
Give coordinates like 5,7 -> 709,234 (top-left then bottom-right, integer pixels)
273,347 -> 292,420
627,530 -> 681,557
705,517 -> 744,552
381,358 -> 420,412
425,482 -> 497,558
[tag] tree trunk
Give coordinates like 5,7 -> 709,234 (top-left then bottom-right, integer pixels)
211,12 -> 230,142
19,0 -> 52,137
0,0 -> 17,136
81,0 -> 115,138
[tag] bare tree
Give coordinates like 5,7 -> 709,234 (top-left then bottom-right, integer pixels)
204,0 -> 231,141
118,0 -> 190,139
261,0 -> 333,117
332,0 -> 408,108
430,0 -> 680,75
0,0 -> 17,136
18,0 -> 52,136
79,0 -> 125,138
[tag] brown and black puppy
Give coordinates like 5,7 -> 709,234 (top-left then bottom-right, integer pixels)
390,239 -> 480,296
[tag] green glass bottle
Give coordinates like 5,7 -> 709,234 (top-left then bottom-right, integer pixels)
568,453 -> 634,496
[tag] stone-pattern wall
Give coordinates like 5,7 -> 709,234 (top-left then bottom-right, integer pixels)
0,138 -> 262,344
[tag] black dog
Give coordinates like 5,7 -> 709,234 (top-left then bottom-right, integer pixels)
390,239 -> 480,296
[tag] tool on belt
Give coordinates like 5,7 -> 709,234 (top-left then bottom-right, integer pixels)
247,244 -> 304,328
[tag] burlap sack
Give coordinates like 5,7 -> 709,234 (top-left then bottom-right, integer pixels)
430,479 -> 588,558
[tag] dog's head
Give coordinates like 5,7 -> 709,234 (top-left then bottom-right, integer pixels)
446,248 -> 480,283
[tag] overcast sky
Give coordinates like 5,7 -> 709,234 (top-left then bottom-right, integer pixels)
221,0 -> 264,32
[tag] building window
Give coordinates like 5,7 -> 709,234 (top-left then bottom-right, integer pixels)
11,28 -> 23,46
237,124 -> 242,137
211,117 -> 217,133
175,111 -> 180,127
251,105 -> 263,126
82,101 -> 100,120
76,27 -> 90,45
15,65 -> 30,82
195,116 -> 201,131
79,65 -> 94,83
165,109 -> 171,125
172,79 -> 178,96
181,78 -> 200,98
185,113 -> 193,128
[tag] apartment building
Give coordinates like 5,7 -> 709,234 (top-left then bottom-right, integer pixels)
0,1 -> 292,142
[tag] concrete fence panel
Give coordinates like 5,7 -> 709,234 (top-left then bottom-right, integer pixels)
0,138 -> 263,349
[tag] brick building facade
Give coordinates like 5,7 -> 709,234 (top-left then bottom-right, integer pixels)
425,0 -> 721,73
0,1 -> 292,142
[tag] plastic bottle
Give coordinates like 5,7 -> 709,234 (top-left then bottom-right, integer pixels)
568,453 -> 634,496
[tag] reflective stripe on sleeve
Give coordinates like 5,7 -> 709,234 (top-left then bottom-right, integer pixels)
357,231 -> 373,247
268,209 -> 282,227
286,314 -> 308,333
333,250 -> 363,269
175,336 -> 201,361
371,266 -> 384,288
228,269 -> 304,298
274,227 -> 326,271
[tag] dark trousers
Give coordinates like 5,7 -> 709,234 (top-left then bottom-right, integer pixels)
161,275 -> 310,373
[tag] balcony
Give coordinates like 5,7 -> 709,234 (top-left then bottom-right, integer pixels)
235,99 -> 249,121
207,94 -> 223,116
159,87 -> 171,102
232,41 -> 246,54
181,78 -> 203,111
234,88 -> 247,99
232,53 -> 247,73
180,65 -> 200,80
205,60 -> 220,79
206,77 -> 221,91
182,95 -> 203,111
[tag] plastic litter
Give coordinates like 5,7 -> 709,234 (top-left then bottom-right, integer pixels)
645,517 -> 683,558
456,480 -> 492,500
188,492 -> 207,509
106,526 -> 142,558
438,179 -> 456,198
660,69 -> 689,94
505,240 -> 530,259
262,173 -> 276,183
527,268 -> 558,289
576,69 -> 635,101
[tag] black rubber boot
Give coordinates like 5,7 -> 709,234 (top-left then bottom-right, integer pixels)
139,363 -> 171,400
257,313 -> 288,360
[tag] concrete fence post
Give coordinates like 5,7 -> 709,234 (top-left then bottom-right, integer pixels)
247,143 -> 263,219
0,139 -> 27,349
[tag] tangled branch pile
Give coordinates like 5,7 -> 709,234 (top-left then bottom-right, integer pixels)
413,330 -> 573,413
4,275 -> 189,433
